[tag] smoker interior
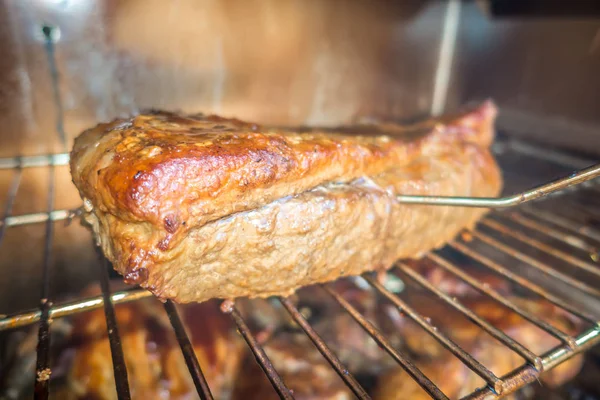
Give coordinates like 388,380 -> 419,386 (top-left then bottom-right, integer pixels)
1,1 -> 600,399
0,139 -> 599,400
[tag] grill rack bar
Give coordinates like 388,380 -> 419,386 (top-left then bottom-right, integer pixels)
506,211 -> 598,255
0,288 -> 152,331
574,202 -> 600,225
33,164 -> 55,400
520,206 -> 600,243
0,249 -> 597,400
463,325 -> 600,400
33,23 -> 67,399
395,263 -> 543,371
0,166 -> 22,245
561,198 -> 600,224
448,237 -> 599,324
164,300 -> 214,400
483,217 -> 600,283
223,302 -> 295,399
427,253 -> 578,347
278,297 -> 371,399
323,285 -> 449,400
364,274 -> 504,395
97,257 -> 131,400
472,227 -> 600,298
0,153 -> 70,170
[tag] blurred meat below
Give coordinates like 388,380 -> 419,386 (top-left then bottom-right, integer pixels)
1,272 -> 590,400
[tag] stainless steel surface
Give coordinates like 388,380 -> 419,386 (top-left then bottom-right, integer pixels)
0,0 -> 443,158
2,0 -> 599,159
448,1 -> 600,154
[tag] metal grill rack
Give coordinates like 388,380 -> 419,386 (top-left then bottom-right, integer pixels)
0,143 -> 599,400
0,24 -> 599,400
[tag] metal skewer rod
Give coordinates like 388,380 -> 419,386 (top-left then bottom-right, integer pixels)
397,164 -> 600,208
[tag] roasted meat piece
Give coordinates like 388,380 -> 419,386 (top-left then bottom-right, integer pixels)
70,102 -> 502,303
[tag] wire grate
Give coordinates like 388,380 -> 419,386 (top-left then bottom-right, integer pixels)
33,164 -> 55,400
0,144 -> 599,399
96,257 -> 131,400
164,299 -> 214,400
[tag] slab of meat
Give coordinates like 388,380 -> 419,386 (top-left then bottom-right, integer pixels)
70,102 -> 502,303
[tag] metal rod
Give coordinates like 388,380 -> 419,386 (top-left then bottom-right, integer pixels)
33,164 -> 55,400
278,297 -> 371,400
42,25 -> 68,152
520,206 -> 600,244
363,274 -> 504,395
323,284 -> 449,400
0,288 -> 152,331
164,301 -> 214,400
98,258 -> 131,400
427,253 -> 579,347
0,153 -> 70,169
0,166 -> 23,244
570,199 -> 600,222
34,23 -> 69,398
560,198 -> 600,221
0,209 -> 74,228
396,262 -> 543,370
431,0 -> 460,116
449,238 -> 598,323
504,138 -> 596,170
571,189 -> 600,210
223,302 -> 294,400
396,163 -> 600,207
586,184 -> 600,196
481,219 -> 600,287
504,212 -> 598,254
461,325 -> 600,400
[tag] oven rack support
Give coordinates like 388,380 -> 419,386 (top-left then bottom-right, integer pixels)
1,144 -> 600,400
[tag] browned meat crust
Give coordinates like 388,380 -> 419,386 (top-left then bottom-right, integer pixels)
70,102 -> 502,303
